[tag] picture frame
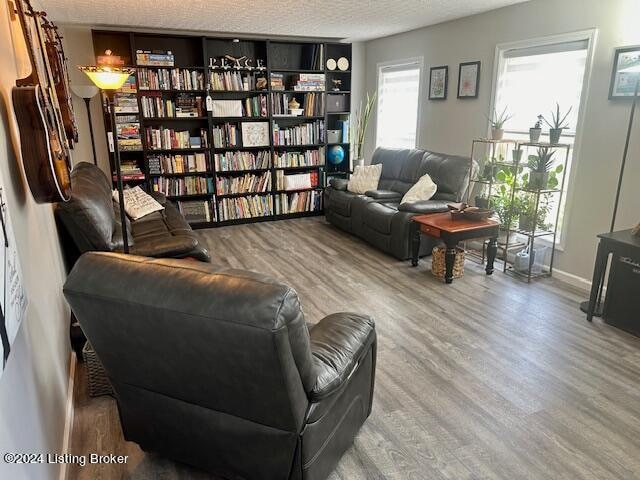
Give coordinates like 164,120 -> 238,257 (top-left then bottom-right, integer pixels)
609,45 -> 640,99
457,61 -> 480,99
429,65 -> 448,100
241,121 -> 270,147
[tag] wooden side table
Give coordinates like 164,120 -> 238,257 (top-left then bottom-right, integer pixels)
411,213 -> 500,284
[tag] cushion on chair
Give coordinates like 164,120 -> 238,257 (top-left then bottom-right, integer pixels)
347,164 -> 382,194
400,173 -> 437,204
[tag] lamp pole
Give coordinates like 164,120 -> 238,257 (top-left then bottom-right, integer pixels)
84,96 -> 98,166
106,89 -> 129,254
581,73 -> 639,317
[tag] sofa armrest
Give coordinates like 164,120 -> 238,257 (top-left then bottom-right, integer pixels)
398,200 -> 450,214
329,178 -> 349,191
365,189 -> 402,201
131,235 -> 198,258
309,312 -> 376,401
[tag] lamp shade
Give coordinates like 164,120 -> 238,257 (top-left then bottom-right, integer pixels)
79,66 -> 133,90
70,84 -> 100,99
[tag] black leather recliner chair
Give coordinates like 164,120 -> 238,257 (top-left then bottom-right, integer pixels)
324,148 -> 474,259
63,252 -> 377,480
56,162 -> 210,263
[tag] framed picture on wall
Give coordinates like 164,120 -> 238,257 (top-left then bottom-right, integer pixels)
457,61 -> 480,99
609,46 -> 640,99
429,66 -> 448,100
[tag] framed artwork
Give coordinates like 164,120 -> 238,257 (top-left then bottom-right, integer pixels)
429,66 -> 448,100
457,61 -> 480,99
241,121 -> 270,147
609,46 -> 640,99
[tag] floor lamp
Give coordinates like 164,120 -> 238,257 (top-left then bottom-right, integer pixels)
79,60 -> 134,254
70,85 -> 100,165
580,63 -> 640,316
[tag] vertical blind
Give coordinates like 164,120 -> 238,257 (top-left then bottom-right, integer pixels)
376,63 -> 421,149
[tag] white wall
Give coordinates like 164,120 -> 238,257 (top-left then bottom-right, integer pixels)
364,0 -> 640,283
0,2 -> 72,480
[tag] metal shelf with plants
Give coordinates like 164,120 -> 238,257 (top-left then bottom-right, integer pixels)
93,30 -> 353,228
466,138 -> 570,282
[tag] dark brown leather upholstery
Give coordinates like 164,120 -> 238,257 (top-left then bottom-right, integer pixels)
56,162 -> 210,262
63,252 -> 376,480
324,148 -> 474,259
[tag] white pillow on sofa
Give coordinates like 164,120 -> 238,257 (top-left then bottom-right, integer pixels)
401,173 -> 437,204
112,186 -> 164,220
347,164 -> 382,194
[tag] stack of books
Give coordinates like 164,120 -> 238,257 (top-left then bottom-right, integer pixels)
215,171 -> 271,195
115,161 -> 144,181
178,200 -> 214,224
116,122 -> 142,151
113,94 -> 138,113
270,73 -> 285,91
292,74 -> 325,92
136,50 -> 174,67
214,151 -> 271,171
175,94 -> 204,117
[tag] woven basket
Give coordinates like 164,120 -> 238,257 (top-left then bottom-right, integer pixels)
82,342 -> 113,397
431,245 -> 465,279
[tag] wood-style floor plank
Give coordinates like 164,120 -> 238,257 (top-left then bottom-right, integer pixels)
68,217 -> 640,480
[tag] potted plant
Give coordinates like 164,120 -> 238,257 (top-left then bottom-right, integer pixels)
526,147 -> 555,189
512,148 -> 523,163
514,193 -> 552,232
350,90 -> 377,167
487,106 -> 513,140
543,103 -> 572,144
529,115 -> 543,143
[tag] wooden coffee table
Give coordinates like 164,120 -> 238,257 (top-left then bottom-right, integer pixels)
411,212 -> 500,284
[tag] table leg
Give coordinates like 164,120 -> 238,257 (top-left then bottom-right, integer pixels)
486,237 -> 498,275
411,222 -> 420,267
444,243 -> 457,284
587,240 -> 608,322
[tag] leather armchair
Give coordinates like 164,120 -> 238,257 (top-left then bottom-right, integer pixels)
56,162 -> 210,263
63,252 -> 376,480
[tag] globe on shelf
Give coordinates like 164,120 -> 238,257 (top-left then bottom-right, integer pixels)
328,145 -> 345,165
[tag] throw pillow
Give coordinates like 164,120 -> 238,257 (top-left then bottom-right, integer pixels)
401,173 -> 437,204
112,186 -> 164,220
347,164 -> 382,195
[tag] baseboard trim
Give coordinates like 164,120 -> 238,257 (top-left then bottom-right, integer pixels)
59,351 -> 77,480
552,267 -> 592,293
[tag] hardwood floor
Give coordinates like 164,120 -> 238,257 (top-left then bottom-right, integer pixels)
68,217 -> 640,480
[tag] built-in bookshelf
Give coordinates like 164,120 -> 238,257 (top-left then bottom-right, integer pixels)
93,30 -> 352,228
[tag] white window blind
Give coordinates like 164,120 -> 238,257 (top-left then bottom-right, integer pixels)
376,63 -> 421,149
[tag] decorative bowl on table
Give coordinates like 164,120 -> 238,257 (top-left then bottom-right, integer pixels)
447,202 -> 494,221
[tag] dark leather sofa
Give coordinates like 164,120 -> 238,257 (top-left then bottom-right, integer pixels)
324,148 -> 473,259
63,252 -> 377,480
56,162 -> 210,262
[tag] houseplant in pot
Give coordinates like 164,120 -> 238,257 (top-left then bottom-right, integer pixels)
543,103 -> 572,144
529,115 -> 543,143
514,193 -> 552,232
350,90 -> 377,167
487,106 -> 513,140
525,147 -> 563,190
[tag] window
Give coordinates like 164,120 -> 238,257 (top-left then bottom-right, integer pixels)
376,60 -> 422,149
492,35 -> 593,244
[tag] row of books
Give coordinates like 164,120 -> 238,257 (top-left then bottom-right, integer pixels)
291,73 -> 325,92
151,176 -> 214,196
138,68 -> 205,91
272,120 -> 324,146
208,71 -> 267,91
274,191 -> 323,215
136,50 -> 174,67
215,171 -> 271,195
145,127 -> 208,150
270,92 -> 324,116
275,171 -> 318,191
178,200 -> 215,224
118,161 -> 145,180
140,95 -> 205,118
214,151 -> 270,172
148,153 -> 208,175
211,123 -> 239,148
113,93 -> 138,113
218,195 -> 273,221
274,149 -> 324,168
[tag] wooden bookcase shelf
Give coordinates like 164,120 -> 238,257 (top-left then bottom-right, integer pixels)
93,30 -> 352,228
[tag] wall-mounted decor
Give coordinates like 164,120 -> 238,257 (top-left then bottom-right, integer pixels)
429,66 -> 448,100
0,186 -> 28,378
457,61 -> 480,99
609,45 -> 640,99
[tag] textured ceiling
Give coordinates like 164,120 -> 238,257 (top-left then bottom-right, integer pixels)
40,0 -> 529,41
